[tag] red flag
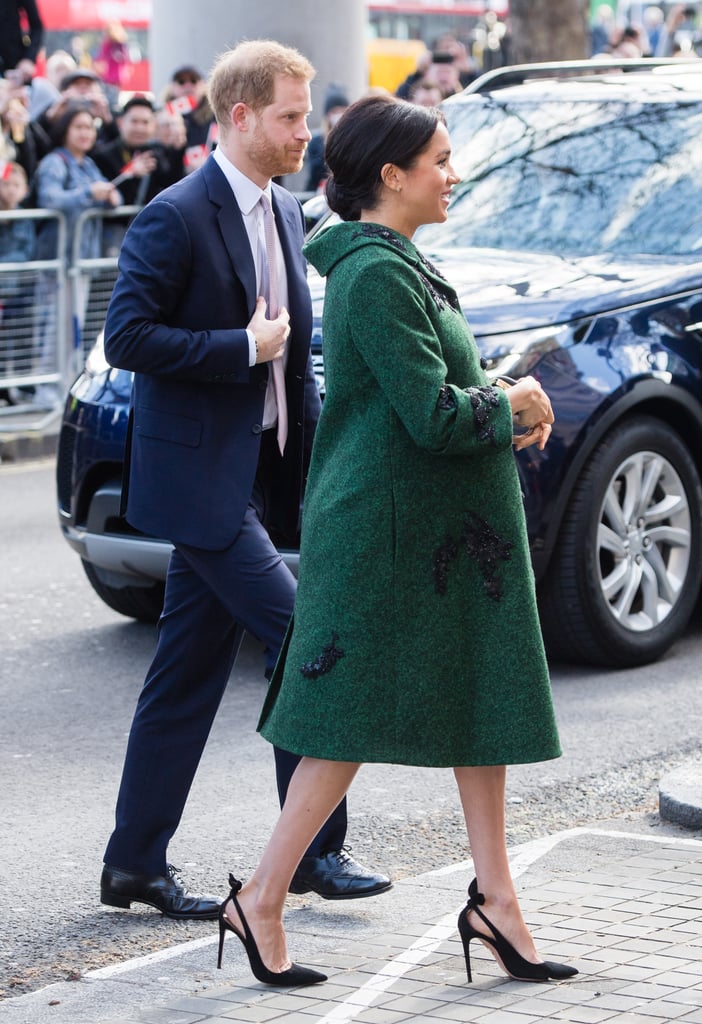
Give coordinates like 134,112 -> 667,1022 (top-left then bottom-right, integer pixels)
184,144 -> 207,170
166,96 -> 198,116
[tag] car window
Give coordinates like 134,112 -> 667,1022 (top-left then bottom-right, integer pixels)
419,93 -> 702,258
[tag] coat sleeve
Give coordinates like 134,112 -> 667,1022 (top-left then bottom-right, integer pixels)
345,255 -> 514,457
36,153 -> 93,212
104,197 -> 251,382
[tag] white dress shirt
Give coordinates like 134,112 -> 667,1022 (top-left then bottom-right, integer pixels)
212,145 -> 289,430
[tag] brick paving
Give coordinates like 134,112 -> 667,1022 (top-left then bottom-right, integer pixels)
6,827 -> 699,1024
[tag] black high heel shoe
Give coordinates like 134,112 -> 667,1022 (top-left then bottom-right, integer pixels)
217,874 -> 327,986
457,878 -> 578,983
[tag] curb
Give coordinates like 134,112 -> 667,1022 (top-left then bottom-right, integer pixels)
659,758 -> 702,828
0,429 -> 59,463
0,409 -> 61,464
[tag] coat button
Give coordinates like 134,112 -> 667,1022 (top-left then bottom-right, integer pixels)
252,423 -> 262,434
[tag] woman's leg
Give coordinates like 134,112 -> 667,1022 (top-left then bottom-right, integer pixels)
226,757 -> 361,972
454,765 -> 540,963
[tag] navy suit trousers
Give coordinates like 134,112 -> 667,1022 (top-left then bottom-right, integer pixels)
104,494 -> 347,875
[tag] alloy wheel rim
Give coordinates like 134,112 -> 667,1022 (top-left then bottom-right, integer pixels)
597,450 -> 692,633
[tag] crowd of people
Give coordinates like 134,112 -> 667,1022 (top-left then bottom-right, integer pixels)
592,3 -> 702,58
0,58 -> 216,218
0,12 -> 222,407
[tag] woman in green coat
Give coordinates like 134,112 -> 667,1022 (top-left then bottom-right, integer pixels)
218,95 -> 577,989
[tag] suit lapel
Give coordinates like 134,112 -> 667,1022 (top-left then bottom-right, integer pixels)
203,157 -> 258,314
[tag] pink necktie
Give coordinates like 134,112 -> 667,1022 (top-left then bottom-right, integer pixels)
260,194 -> 288,455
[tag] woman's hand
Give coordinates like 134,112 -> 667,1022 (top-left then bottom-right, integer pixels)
501,375 -> 554,451
512,421 -> 552,452
90,180 -> 121,206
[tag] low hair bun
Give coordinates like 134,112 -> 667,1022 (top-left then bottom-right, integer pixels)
325,177 -> 361,222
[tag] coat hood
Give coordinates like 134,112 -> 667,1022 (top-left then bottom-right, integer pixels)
303,221 -> 425,279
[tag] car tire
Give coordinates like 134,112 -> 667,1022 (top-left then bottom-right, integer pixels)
81,559 -> 165,624
538,415 -> 702,668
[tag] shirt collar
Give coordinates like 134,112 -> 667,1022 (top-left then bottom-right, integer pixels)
212,146 -> 272,214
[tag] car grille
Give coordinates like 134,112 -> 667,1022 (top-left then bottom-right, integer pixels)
56,423 -> 77,512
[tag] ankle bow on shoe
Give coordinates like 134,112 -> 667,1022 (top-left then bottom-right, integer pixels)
458,878 -> 578,983
217,874 -> 327,986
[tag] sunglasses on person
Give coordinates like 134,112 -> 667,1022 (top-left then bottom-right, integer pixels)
174,74 -> 200,85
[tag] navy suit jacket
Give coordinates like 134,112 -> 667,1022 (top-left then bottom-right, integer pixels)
104,155 -> 321,550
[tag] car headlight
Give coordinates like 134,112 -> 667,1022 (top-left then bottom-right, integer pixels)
84,330 -> 112,377
477,323 -> 578,379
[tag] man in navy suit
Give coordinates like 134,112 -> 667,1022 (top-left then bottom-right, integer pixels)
100,40 -> 390,919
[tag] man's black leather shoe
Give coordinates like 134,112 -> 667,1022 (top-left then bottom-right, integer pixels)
100,863 -> 220,920
289,848 -> 392,900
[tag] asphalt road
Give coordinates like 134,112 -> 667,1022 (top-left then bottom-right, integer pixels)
2,459 -> 702,999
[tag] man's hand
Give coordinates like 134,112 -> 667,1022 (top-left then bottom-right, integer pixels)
129,151 -> 158,177
247,296 -> 290,363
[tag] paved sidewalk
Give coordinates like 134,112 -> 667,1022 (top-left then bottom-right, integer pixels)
4,826 -> 702,1024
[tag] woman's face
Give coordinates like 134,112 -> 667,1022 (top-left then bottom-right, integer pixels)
64,111 -> 98,156
394,122 -> 459,232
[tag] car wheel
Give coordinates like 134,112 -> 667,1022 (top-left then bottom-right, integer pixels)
81,560 -> 165,624
538,415 -> 702,668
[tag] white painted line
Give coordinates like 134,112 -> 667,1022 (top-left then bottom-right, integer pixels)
317,914 -> 459,1023
86,932 -> 218,979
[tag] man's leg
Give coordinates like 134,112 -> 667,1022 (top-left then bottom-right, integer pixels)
104,505 -> 287,879
102,547 -> 244,918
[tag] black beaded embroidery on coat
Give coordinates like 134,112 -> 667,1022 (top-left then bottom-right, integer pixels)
433,511 -> 513,601
356,224 -> 460,312
469,386 -> 500,445
438,384 -> 457,410
356,223 -> 408,253
300,632 -> 345,679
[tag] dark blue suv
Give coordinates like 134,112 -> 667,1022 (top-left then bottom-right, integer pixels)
57,60 -> 702,668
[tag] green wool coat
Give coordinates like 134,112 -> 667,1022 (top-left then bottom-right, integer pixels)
258,221 -> 561,767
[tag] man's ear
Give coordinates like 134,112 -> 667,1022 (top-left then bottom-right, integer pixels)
231,102 -> 250,132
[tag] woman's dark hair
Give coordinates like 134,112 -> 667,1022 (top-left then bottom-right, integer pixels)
324,95 -> 446,221
49,100 -> 95,147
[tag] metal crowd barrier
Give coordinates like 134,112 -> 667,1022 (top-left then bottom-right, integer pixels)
69,206 -> 142,375
0,205 -> 141,422
0,208 -> 66,416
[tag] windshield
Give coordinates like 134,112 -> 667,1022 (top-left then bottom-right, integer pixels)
419,92 -> 702,257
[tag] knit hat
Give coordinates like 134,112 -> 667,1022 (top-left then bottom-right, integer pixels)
324,85 -> 350,115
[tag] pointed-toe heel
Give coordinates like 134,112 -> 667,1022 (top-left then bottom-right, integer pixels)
457,878 -> 578,984
217,874 -> 327,986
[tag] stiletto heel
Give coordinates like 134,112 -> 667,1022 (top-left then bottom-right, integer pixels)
217,874 -> 327,986
457,878 -> 578,983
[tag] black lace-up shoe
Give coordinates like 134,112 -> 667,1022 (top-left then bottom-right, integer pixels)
100,863 -> 219,919
289,848 -> 392,900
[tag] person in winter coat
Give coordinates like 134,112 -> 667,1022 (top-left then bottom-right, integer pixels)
217,95 -> 578,990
